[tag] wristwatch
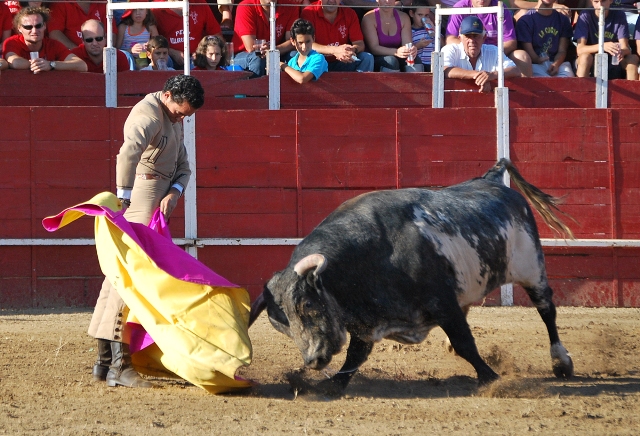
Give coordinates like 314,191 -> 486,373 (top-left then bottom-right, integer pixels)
49,61 -> 56,70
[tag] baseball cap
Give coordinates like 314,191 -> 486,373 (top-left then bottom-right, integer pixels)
121,10 -> 133,19
459,16 -> 484,35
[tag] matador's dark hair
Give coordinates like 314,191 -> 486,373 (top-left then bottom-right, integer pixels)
163,75 -> 205,109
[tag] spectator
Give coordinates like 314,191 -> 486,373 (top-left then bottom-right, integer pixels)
516,0 -> 575,77
3,6 -> 87,72
71,19 -> 129,73
116,9 -> 158,70
361,0 -> 420,71
408,0 -> 435,72
280,18 -> 328,82
218,0 -> 234,29
48,0 -> 108,49
446,0 -> 533,77
153,0 -> 222,69
193,35 -> 228,70
574,0 -> 639,80
611,0 -> 638,36
442,16 -> 520,92
5,2 -> 51,21
89,75 -> 205,389
1,2 -> 11,50
139,35 -> 175,71
512,0 -> 572,22
301,0 -> 374,72
232,0 -> 299,77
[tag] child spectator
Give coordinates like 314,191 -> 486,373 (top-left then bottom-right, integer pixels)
152,0 -> 222,69
574,0 -> 638,80
116,9 -> 158,70
139,35 -> 175,71
409,0 -> 435,72
193,35 -> 228,70
280,18 -> 328,83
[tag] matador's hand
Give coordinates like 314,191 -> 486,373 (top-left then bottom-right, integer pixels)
160,188 -> 181,220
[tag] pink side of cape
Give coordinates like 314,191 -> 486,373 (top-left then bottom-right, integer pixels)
43,203 -> 241,354
42,204 -> 239,288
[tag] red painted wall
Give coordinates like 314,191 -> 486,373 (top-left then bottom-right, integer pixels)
2,103 -> 640,308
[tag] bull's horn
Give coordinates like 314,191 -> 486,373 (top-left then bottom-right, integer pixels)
294,254 -> 327,277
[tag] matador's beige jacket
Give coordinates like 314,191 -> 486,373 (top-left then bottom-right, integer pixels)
116,91 -> 191,191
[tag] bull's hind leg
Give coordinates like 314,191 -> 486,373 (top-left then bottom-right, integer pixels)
523,284 -> 574,378
437,303 -> 499,385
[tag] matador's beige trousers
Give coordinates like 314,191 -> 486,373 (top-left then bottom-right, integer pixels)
88,177 -> 172,341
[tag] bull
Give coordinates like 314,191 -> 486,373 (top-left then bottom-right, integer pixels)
249,159 -> 575,394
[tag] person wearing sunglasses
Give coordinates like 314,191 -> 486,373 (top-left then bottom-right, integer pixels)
2,6 -> 86,72
70,19 -> 130,73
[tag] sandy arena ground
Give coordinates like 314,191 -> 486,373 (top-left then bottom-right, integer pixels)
1,306 -> 639,435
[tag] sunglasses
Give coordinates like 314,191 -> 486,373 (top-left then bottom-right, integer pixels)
84,36 -> 105,43
21,23 -> 44,30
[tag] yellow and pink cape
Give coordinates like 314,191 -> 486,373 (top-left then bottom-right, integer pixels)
42,192 -> 253,394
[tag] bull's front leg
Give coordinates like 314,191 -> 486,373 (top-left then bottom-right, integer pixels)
318,335 -> 373,396
436,300 -> 499,385
524,285 -> 574,379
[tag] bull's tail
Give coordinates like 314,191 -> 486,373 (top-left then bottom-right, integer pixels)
483,159 -> 576,239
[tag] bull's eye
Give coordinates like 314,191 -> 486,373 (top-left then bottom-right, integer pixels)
304,300 -> 313,310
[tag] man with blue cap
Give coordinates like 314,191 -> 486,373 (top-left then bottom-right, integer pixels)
441,16 -> 521,93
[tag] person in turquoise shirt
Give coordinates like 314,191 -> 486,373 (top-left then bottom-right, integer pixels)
280,18 -> 328,83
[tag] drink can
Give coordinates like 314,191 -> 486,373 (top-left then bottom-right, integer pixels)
406,42 -> 414,66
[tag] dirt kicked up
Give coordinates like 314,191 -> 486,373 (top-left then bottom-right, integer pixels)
1,306 -> 639,435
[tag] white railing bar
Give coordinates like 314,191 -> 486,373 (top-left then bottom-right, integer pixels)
4,238 -> 640,247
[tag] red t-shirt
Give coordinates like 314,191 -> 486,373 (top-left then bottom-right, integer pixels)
1,2 -> 12,32
232,0 -> 299,53
48,1 -> 108,47
153,0 -> 221,54
301,2 -> 364,62
3,34 -> 72,61
5,1 -> 20,17
70,44 -> 130,73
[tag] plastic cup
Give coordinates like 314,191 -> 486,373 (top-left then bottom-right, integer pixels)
254,39 -> 266,57
30,52 -> 39,60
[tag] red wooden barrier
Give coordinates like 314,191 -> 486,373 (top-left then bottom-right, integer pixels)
3,106 -> 640,308
4,70 -> 640,109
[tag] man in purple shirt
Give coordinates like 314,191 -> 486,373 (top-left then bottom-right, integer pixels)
445,0 -> 532,77
516,0 -> 575,77
574,0 -> 638,80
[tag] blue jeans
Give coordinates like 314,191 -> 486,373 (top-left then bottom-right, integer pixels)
374,54 -> 422,72
234,51 -> 267,77
328,52 -> 374,72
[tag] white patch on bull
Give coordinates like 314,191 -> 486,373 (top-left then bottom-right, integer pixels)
503,225 -> 546,288
413,205 -> 489,307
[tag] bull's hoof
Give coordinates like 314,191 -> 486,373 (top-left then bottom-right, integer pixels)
551,343 -> 574,379
477,369 -> 500,386
552,358 -> 574,379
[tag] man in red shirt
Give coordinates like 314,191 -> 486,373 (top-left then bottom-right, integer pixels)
48,0 -> 108,49
232,0 -> 299,77
71,19 -> 130,73
3,6 -> 86,72
301,0 -> 373,71
153,0 -> 222,69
